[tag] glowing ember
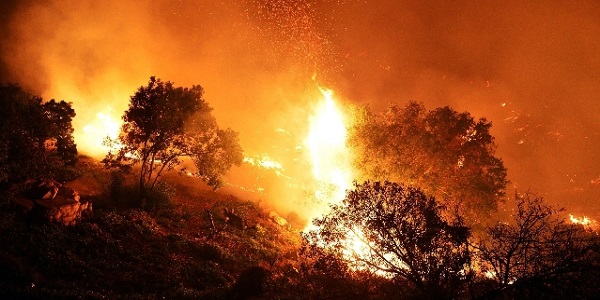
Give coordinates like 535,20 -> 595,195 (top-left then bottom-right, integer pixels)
243,154 -> 290,181
243,155 -> 284,171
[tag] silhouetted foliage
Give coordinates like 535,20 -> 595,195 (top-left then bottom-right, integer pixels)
350,102 -> 508,220
305,181 -> 472,299
264,242 -> 374,299
0,84 -> 77,183
231,266 -> 270,299
476,193 -> 599,299
103,76 -> 243,204
106,170 -> 174,211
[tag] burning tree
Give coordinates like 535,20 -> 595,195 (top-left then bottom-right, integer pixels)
475,193 -> 598,298
103,77 -> 243,201
305,181 -> 472,299
350,102 -> 508,221
0,84 -> 78,183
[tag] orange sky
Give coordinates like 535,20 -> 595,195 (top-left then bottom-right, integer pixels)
1,0 -> 599,217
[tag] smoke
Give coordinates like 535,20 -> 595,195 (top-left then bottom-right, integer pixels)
321,1 -> 600,214
2,0 -> 600,216
0,0 -> 340,217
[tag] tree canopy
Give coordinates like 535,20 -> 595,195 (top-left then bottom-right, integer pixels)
104,76 -> 243,199
350,102 -> 508,220
0,84 -> 77,183
305,181 -> 472,299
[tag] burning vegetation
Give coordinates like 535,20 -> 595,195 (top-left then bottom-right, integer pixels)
2,74 -> 599,299
1,0 -> 600,299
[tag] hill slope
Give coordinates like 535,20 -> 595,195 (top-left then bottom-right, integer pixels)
0,156 -> 305,299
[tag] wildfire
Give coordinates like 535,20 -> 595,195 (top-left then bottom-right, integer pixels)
78,107 -> 123,157
302,87 -> 377,260
305,88 -> 353,209
243,154 -> 289,179
569,214 -> 596,227
243,155 -> 284,171
343,227 -> 370,259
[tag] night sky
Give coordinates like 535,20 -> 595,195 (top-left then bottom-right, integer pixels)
1,0 -> 599,217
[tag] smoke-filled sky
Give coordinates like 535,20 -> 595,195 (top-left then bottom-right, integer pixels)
1,0 -> 599,217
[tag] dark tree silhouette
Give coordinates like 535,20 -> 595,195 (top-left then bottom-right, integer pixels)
476,193 -> 598,298
0,84 -> 77,183
103,76 -> 243,201
305,181 -> 472,299
350,102 -> 508,221
42,99 -> 78,170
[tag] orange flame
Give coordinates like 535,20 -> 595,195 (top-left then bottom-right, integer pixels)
78,106 -> 123,157
302,87 -> 376,260
569,214 -> 596,227
305,87 -> 353,218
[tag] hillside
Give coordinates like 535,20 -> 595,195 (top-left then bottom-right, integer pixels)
0,156 -> 313,299
5,156 -> 598,299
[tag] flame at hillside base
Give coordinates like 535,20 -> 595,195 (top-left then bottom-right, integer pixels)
228,87 -> 355,223
54,81 -> 134,160
77,107 -> 123,158
569,214 -> 597,227
68,82 -> 358,233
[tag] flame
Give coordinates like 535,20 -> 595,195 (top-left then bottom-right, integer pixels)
303,87 -> 375,260
49,81 -> 132,159
305,88 -> 353,209
343,226 -> 370,259
78,106 -> 123,157
569,214 -> 596,226
243,154 -> 290,180
243,155 -> 284,171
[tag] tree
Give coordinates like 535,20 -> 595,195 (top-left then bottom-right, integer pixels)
0,84 -> 77,183
103,76 -> 243,201
475,193 -> 597,298
350,102 -> 508,221
42,99 -> 79,171
305,181 -> 472,299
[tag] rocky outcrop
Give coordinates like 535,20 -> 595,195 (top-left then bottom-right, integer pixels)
29,179 -> 92,226
268,211 -> 288,227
